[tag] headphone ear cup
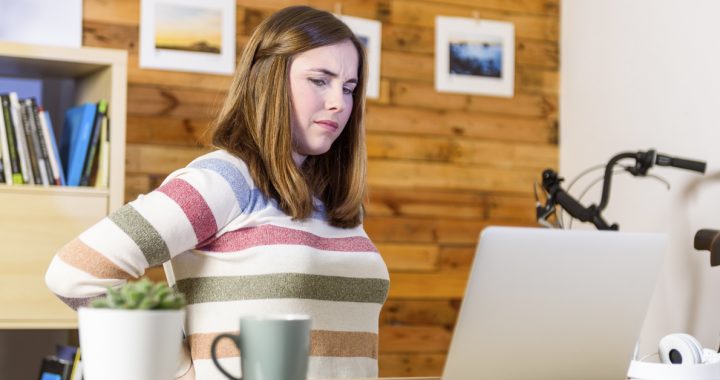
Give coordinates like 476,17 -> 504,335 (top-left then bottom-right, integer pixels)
659,334 -> 704,365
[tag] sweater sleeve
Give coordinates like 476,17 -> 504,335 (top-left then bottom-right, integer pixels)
45,152 -> 255,309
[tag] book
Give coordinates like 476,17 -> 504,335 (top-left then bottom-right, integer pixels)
8,93 -> 33,184
80,100 -> 107,186
18,98 -> 43,184
29,99 -> 56,186
37,356 -> 72,380
0,95 -> 23,184
37,106 -> 64,186
68,349 -> 82,380
0,103 -> 10,183
51,344 -> 79,380
60,102 -> 97,186
0,150 -> 4,183
24,98 -> 52,186
93,111 -> 110,188
38,106 -> 64,186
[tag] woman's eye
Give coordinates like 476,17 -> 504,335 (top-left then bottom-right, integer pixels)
309,78 -> 326,86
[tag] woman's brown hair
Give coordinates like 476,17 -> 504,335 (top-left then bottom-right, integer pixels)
211,6 -> 367,228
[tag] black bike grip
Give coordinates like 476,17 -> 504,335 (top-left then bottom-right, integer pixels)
694,229 -> 720,267
695,229 -> 719,251
656,154 -> 706,173
672,157 -> 706,173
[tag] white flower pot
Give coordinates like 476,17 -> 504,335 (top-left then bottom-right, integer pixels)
78,307 -> 185,380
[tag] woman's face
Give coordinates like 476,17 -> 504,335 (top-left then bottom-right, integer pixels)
288,39 -> 359,166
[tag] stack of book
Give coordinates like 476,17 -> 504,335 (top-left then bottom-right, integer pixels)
0,92 -> 110,188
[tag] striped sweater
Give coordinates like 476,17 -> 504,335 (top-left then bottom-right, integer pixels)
45,150 -> 390,380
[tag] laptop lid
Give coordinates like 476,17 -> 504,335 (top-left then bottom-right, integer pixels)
442,226 -> 667,380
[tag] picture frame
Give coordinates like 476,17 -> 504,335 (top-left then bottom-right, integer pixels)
338,14 -> 382,99
139,0 -> 236,75
435,16 -> 515,98
0,0 -> 82,48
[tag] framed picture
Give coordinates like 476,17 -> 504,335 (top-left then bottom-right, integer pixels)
140,0 -> 235,75
0,0 -> 82,48
338,15 -> 382,99
435,16 -> 515,98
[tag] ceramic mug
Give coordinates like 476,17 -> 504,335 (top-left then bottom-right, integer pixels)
211,314 -> 311,380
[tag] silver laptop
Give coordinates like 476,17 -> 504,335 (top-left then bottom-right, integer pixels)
442,226 -> 667,380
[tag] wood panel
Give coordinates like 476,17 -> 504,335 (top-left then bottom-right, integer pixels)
366,187 -> 535,222
467,91 -> 556,118
82,0 -> 559,376
389,272 -> 470,299
367,159 -> 538,193
391,80 -> 467,111
84,0 -> 140,25
124,173 -> 151,202
366,199 -> 487,220
125,144 -> 208,175
389,80 -> 558,120
429,0 -> 559,16
440,246 -> 476,272
389,0 -> 558,41
381,299 -> 460,326
381,51 -> 434,82
127,85 -> 225,118
436,109 -> 553,144
126,115 -> 213,146
235,0 -> 384,19
367,133 -> 557,168
379,353 -> 447,377
366,102 -> 550,133
377,243 -> 440,272
364,216 -> 513,245
379,325 -> 453,352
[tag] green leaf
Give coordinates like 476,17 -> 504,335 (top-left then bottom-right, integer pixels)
88,278 -> 187,310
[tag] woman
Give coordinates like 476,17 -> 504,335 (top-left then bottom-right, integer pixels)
45,6 -> 389,379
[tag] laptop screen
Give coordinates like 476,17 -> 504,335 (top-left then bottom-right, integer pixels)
442,226 -> 666,380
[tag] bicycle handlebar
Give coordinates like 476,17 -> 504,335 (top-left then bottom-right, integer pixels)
538,149 -> 706,231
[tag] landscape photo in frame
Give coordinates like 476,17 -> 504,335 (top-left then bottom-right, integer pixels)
140,0 -> 235,75
435,16 -> 515,97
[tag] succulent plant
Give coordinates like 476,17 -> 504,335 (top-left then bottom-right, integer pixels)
90,278 -> 186,310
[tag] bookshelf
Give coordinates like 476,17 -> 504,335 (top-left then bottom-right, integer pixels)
0,42 -> 127,328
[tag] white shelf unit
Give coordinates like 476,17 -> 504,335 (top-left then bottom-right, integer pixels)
0,42 -> 127,328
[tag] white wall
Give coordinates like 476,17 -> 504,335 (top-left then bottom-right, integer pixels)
562,0 -> 720,356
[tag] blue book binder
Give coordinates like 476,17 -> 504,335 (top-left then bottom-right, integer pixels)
60,103 -> 97,186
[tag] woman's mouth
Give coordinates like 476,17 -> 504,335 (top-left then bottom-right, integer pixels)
315,120 -> 339,131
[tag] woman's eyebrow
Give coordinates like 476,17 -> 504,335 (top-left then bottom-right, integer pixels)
309,68 -> 358,84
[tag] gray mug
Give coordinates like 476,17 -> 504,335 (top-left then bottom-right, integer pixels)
211,314 -> 311,380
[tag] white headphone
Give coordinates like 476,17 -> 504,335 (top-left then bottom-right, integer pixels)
658,333 -> 720,365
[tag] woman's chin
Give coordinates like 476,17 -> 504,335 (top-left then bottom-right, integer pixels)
298,146 -> 333,157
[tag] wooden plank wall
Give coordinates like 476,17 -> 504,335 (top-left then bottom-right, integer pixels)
82,0 -> 558,376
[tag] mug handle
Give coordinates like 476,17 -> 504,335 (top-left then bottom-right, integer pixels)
211,333 -> 242,380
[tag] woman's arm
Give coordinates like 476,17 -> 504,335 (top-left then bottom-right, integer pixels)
45,152 -> 252,309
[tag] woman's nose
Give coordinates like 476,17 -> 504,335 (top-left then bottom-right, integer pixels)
325,87 -> 344,112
